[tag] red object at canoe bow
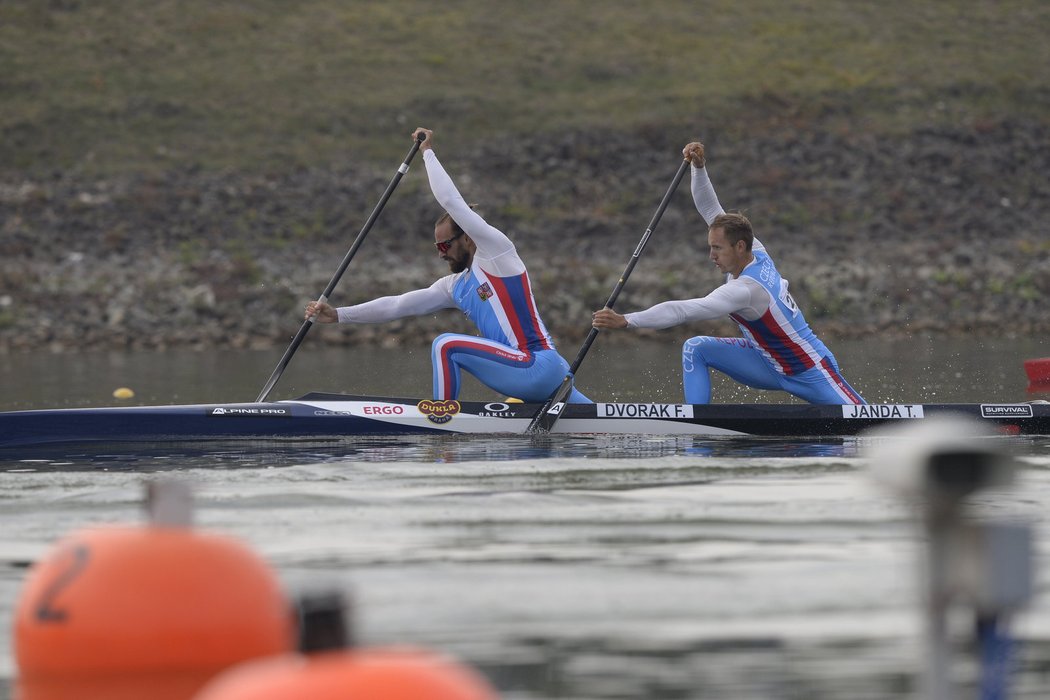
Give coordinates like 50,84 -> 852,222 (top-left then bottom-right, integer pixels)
1024,357 -> 1050,392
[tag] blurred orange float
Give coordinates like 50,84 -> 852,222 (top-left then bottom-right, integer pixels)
194,646 -> 499,700
13,482 -> 295,700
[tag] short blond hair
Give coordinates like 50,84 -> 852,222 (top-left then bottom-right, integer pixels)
710,212 -> 753,250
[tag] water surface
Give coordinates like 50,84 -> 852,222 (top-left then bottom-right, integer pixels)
2,336 -> 1049,698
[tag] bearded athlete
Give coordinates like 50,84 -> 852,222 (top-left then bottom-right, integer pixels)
592,141 -> 865,406
307,128 -> 591,404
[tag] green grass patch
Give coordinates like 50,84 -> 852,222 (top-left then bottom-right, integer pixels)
2,0 -> 1048,176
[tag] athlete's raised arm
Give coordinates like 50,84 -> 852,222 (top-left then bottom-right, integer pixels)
683,142 -> 724,225
684,140 -> 764,254
413,128 -> 521,276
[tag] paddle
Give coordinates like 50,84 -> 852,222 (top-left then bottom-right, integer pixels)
255,134 -> 425,402
526,158 -> 690,433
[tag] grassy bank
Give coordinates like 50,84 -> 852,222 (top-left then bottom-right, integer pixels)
3,0 -> 1048,176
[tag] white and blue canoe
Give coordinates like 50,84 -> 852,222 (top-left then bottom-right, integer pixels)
1,392 -> 1048,451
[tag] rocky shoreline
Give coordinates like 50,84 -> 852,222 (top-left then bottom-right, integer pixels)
3,121 -> 1049,354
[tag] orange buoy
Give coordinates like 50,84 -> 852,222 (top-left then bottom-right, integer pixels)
14,485 -> 295,700
193,647 -> 499,700
1024,358 -> 1050,392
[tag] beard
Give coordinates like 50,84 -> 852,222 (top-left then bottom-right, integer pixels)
446,251 -> 471,274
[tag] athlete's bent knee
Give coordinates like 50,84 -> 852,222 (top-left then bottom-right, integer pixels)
682,336 -> 714,373
431,332 -> 457,349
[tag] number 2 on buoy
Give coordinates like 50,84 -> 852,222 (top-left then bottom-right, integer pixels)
34,543 -> 89,623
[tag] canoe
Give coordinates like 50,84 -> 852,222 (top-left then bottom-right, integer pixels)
2,393 -> 1049,451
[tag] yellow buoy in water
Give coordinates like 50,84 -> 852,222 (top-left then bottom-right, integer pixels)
113,387 -> 135,400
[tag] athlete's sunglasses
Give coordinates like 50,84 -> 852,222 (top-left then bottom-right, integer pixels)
434,230 -> 465,254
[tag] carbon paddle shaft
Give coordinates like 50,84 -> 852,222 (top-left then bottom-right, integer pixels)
527,158 -> 690,433
255,135 -> 425,402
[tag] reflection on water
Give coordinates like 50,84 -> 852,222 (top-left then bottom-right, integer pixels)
7,429 -> 1048,474
1,433 -> 872,473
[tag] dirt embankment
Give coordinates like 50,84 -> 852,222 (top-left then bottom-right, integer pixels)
2,120 -> 1049,354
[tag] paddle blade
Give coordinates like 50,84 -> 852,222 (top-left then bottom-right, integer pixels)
526,375 -> 575,434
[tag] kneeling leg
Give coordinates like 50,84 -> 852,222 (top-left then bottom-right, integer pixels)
681,336 -> 781,403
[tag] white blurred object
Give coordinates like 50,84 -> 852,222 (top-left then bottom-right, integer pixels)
865,413 -> 1015,508
863,414 -> 1031,700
